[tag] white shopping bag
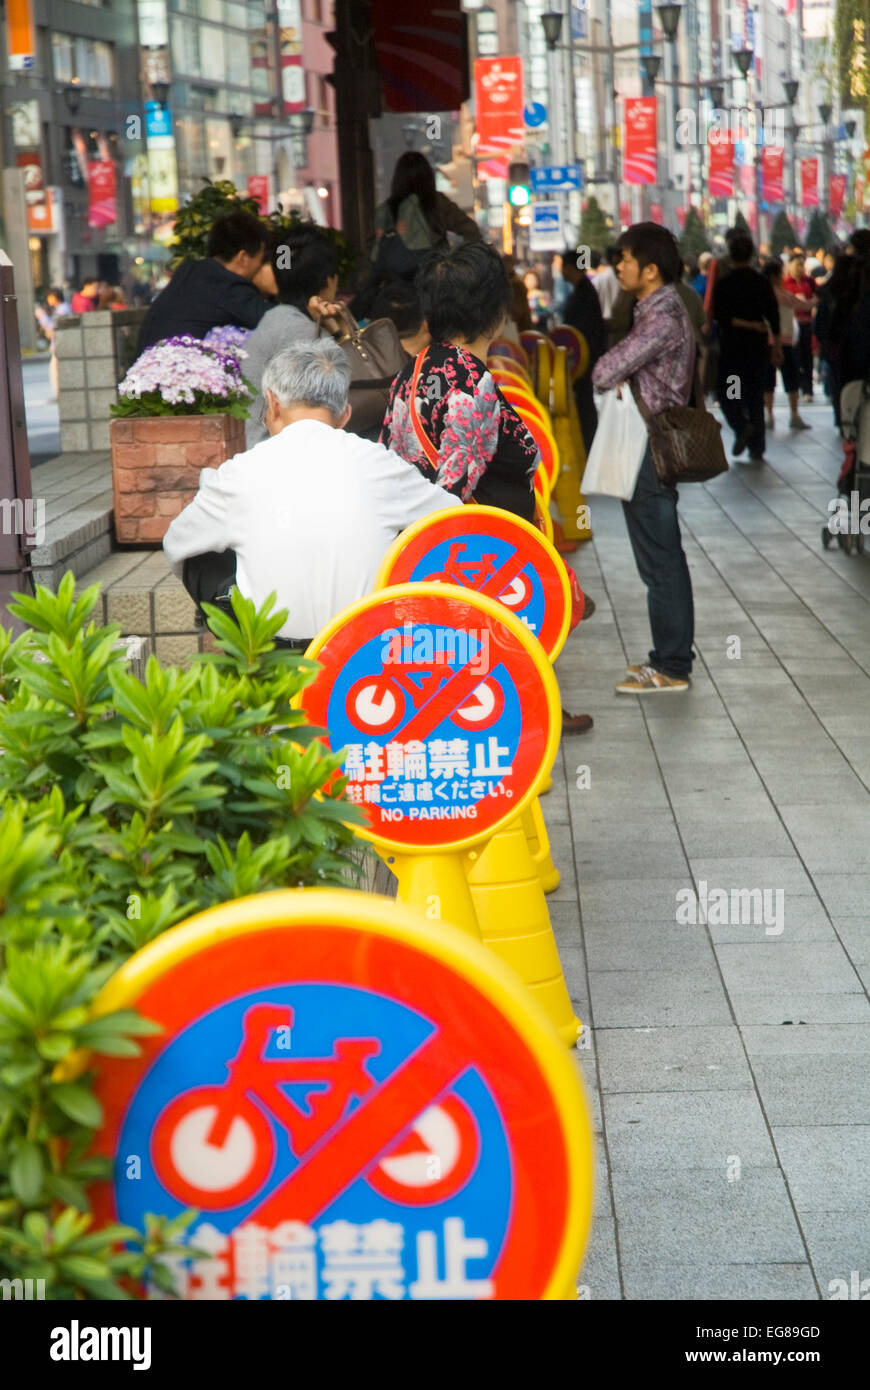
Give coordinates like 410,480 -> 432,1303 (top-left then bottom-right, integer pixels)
583,386 -> 648,500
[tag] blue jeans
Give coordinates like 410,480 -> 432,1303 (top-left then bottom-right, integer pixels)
621,445 -> 695,680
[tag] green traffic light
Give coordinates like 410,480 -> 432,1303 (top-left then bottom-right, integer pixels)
509,185 -> 530,207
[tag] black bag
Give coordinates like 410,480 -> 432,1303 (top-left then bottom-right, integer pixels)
630,362 -> 728,486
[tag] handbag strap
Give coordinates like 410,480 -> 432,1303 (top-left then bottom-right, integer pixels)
629,351 -> 706,420
408,349 -> 440,468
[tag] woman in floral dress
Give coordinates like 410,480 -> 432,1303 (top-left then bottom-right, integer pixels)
380,242 -> 538,522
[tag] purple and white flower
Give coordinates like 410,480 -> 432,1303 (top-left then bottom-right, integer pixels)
117,335 -> 251,410
203,324 -> 251,360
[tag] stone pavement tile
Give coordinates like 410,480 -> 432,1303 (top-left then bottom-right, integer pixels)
595,1025 -> 752,1093
677,816 -> 796,859
579,877 -> 693,921
773,1127 -> 870,1214
687,856 -> 818,896
740,1023 -> 870,1057
811,873 -> 870,917
603,1091 -> 775,1170
751,1056 -> 870,1126
588,969 -> 732,1028
576,1209 -> 621,1300
582,919 -> 716,972
715,942 -> 863,995
706,895 -> 835,944
726,990 -> 870,1026
575,823 -> 687,883
611,1166 -> 807,1264
797,1211 -> 870,1295
756,771 -> 869,806
777,805 -> 870,873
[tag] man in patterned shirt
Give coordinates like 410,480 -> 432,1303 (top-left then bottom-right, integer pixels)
592,223 -> 697,694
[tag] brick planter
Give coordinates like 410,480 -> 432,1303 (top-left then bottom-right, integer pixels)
110,414 -> 246,543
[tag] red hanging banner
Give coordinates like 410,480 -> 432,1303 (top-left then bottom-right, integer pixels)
708,131 -> 734,197
87,159 -> 117,228
474,57 -> 524,156
623,97 -> 657,185
761,146 -> 784,202
829,173 -> 848,218
649,201 -> 663,224
247,174 -> 269,213
800,158 -> 819,207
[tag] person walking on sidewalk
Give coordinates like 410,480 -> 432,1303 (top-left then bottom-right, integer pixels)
760,259 -> 811,433
591,223 -> 697,696
783,251 -> 819,403
712,232 -> 781,463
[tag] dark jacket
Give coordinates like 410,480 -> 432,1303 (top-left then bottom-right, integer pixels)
137,258 -> 268,354
712,265 -> 780,347
562,276 -> 606,364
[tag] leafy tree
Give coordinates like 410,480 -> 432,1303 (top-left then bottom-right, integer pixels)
0,576 -> 363,1298
579,195 -> 611,253
770,210 -> 798,255
733,209 -> 751,234
679,207 -> 711,256
806,207 -> 835,250
169,178 -> 356,283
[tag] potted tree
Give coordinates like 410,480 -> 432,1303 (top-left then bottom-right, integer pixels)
109,333 -> 252,544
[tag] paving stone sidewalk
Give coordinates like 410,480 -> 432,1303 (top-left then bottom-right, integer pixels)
552,398 -> 870,1300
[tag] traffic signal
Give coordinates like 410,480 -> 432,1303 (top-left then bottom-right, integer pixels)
508,161 -> 530,206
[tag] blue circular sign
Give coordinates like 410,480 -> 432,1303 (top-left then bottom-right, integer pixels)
524,102 -> 547,128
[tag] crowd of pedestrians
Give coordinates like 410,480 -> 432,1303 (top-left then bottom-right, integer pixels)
93,151 -> 869,719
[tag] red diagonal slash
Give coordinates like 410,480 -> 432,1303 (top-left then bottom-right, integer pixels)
473,548 -> 529,606
394,657 -> 498,744
247,1025 -> 468,1228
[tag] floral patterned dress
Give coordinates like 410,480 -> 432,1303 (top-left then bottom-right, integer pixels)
380,343 -> 538,521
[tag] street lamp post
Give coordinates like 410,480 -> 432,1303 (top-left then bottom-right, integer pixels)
732,47 -> 757,239
656,4 -> 682,232
818,103 -> 832,216
784,79 -> 799,223
541,11 -> 564,166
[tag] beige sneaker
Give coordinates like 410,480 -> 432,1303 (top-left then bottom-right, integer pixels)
616,664 -> 690,694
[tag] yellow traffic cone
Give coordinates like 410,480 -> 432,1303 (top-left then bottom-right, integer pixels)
386,851 -> 483,941
521,798 -> 560,893
465,816 -> 582,1047
552,347 -> 592,543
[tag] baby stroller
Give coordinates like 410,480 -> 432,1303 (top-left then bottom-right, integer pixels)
822,377 -> 870,554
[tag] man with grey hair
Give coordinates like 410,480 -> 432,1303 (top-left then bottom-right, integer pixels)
163,338 -> 461,645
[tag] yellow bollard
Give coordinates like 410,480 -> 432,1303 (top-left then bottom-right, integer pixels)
386,851 -> 483,941
465,815 -> 582,1047
539,772 -> 553,795
521,798 -> 560,893
552,347 -> 592,543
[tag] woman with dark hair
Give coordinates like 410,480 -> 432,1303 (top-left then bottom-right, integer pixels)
376,151 -> 481,256
243,226 -> 342,446
760,259 -> 809,432
380,241 -> 536,519
382,239 -> 595,734
353,152 -> 481,317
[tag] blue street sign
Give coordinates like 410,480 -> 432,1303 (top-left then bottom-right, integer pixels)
530,165 -> 583,192
145,101 -> 173,139
524,102 -> 547,129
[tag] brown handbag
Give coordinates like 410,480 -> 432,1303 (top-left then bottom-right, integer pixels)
630,361 -> 728,486
319,304 -> 407,435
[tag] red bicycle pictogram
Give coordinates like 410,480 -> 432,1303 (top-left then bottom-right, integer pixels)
151,1004 -> 479,1210
423,541 -> 532,612
346,662 -> 506,738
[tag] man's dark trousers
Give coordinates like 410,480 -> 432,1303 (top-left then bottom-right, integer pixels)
717,338 -> 767,456
621,444 -> 695,680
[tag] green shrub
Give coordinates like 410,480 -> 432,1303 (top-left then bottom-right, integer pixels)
0,576 -> 363,1297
